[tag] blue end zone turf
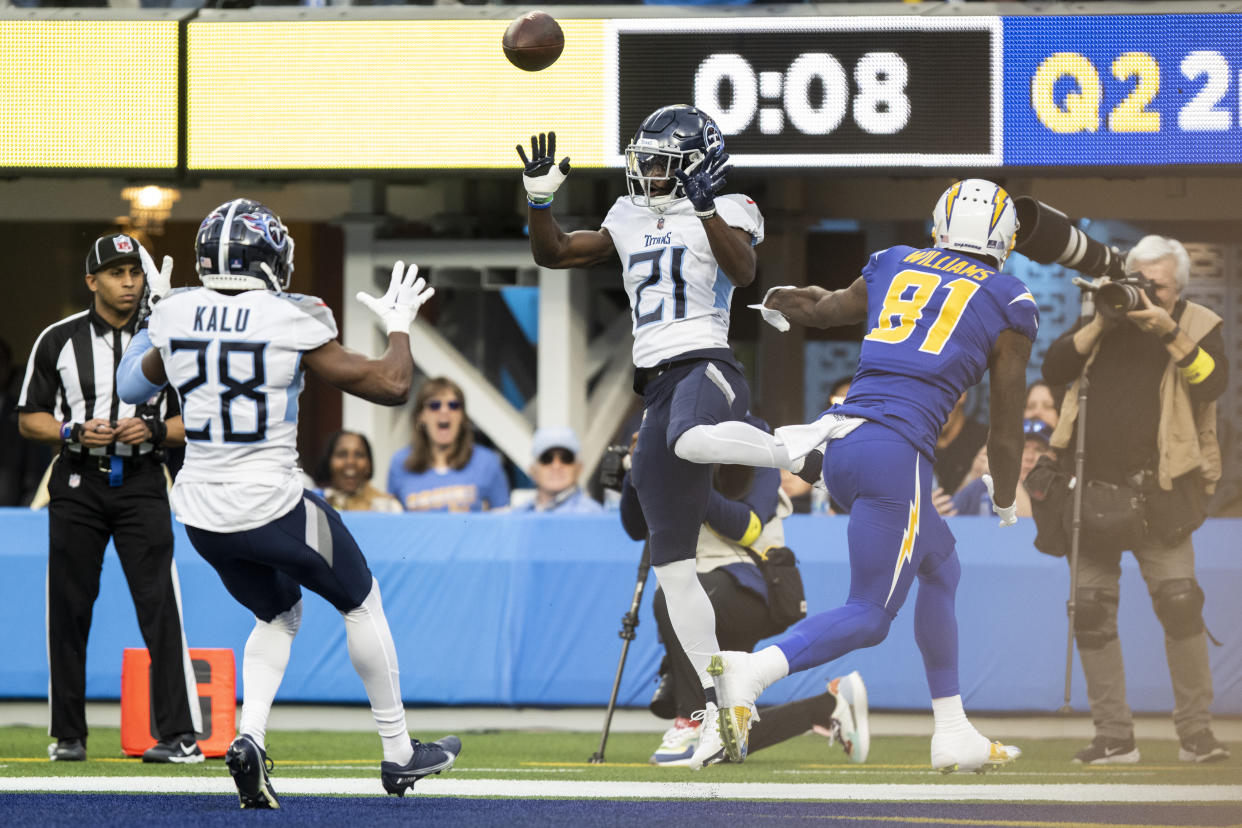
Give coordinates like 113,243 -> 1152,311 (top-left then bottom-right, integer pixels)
1,795 -> 1238,827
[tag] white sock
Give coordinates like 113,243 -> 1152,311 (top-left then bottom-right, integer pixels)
653,560 -> 721,687
754,645 -> 790,687
239,601 -> 302,751
674,422 -> 796,471
343,578 -> 413,765
931,694 -> 973,735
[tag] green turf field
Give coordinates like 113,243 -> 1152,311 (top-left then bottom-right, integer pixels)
1,726 -> 1236,788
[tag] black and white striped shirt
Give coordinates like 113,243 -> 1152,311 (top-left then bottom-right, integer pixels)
16,306 -> 178,457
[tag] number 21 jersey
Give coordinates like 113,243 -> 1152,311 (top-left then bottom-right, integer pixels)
148,287 -> 337,531
603,194 -> 763,368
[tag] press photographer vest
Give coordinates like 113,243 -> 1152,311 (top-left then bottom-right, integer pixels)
1051,300 -> 1221,493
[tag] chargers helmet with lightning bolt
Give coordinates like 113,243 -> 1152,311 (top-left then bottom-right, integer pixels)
931,179 -> 1019,269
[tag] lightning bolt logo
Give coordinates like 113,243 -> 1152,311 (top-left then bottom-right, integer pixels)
885,455 -> 921,607
990,186 -> 1011,233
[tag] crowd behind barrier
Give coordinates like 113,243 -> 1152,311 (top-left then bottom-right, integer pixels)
1,507 -> 1239,713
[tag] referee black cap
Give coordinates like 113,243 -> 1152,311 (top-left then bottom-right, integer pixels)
86,233 -> 142,275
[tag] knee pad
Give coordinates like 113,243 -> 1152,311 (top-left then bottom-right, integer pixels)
1073,589 -> 1118,651
1153,578 -> 1205,640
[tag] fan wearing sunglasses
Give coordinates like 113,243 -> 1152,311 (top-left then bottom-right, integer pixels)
511,426 -> 602,514
386,377 -> 509,512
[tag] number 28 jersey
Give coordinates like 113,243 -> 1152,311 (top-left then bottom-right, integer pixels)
602,194 -> 764,368
148,287 -> 337,531
831,245 -> 1040,462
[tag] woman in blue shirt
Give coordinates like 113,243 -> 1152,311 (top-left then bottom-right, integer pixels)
387,377 -> 509,512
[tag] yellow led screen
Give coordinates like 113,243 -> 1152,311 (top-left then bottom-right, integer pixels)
0,21 -> 179,169
187,19 -> 609,171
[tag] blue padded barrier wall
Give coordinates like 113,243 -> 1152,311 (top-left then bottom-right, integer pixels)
1,508 -> 1239,713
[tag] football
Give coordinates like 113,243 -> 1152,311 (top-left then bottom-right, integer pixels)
502,10 -> 564,72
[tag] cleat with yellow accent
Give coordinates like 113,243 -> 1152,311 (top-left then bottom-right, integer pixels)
708,652 -> 765,764
931,728 -> 1021,774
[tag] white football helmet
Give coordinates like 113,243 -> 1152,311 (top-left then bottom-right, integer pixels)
931,179 -> 1019,268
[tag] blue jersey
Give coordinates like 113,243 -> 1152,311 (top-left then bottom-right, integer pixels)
831,245 -> 1039,461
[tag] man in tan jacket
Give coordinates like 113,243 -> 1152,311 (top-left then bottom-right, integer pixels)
1043,235 -> 1229,765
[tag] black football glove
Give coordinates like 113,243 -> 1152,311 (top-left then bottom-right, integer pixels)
516,131 -> 571,206
673,144 -> 731,218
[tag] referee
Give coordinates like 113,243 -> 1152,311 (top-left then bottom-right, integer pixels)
16,233 -> 203,764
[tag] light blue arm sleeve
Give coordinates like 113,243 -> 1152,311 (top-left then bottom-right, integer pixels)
117,328 -> 165,404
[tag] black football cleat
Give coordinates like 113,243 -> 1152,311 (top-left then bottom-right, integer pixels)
225,734 -> 280,809
380,736 -> 461,797
796,449 -> 825,486
48,738 -> 86,762
142,732 -> 204,764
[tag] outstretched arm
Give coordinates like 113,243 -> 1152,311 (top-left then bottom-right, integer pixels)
984,328 -> 1033,512
766,277 -> 869,329
303,337 -> 413,406
305,261 -> 434,406
518,131 -> 616,269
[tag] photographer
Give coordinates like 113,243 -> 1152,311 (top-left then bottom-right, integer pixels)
608,423 -> 869,769
1041,235 -> 1229,765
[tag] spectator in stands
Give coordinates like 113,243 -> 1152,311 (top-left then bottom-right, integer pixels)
617,418 -> 870,769
511,426 -> 602,514
952,419 -> 1053,517
1024,379 -> 1061,429
313,430 -> 401,514
387,376 -> 509,512
930,392 -> 989,516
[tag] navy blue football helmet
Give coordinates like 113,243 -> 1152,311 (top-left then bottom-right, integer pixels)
195,198 -> 295,292
625,104 -> 724,211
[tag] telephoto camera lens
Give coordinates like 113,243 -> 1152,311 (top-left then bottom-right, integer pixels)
1013,197 -> 1127,280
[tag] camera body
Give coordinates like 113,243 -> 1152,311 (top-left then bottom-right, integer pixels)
1095,274 -> 1158,319
598,444 -> 630,492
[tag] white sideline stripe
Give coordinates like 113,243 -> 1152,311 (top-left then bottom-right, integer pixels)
3,777 -> 1241,802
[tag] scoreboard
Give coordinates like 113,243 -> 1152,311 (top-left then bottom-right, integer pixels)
1,12 -> 1239,173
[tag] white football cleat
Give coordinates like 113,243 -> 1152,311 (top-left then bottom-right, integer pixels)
708,652 -> 765,764
931,727 -> 1021,774
650,716 -> 701,767
686,705 -> 726,770
824,671 -> 870,764
774,415 -> 865,465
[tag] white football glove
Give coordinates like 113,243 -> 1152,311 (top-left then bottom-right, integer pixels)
137,243 -> 173,307
356,261 -> 435,335
747,285 -> 797,333
982,473 -> 1018,527
517,132 -> 571,205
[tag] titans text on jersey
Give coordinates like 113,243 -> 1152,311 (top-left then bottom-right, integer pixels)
603,194 -> 764,368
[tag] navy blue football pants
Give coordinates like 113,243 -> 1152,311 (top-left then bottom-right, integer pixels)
185,490 -> 374,623
631,358 -> 750,567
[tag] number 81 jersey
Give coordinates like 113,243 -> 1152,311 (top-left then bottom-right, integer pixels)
832,245 -> 1039,462
148,287 -> 337,529
603,195 -> 764,368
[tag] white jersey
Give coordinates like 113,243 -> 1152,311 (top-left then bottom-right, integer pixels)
602,194 -> 763,368
148,287 -> 337,532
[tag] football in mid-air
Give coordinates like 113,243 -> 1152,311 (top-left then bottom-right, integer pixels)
502,10 -> 564,72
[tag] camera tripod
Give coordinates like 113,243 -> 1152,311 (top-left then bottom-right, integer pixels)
589,540 -> 651,764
